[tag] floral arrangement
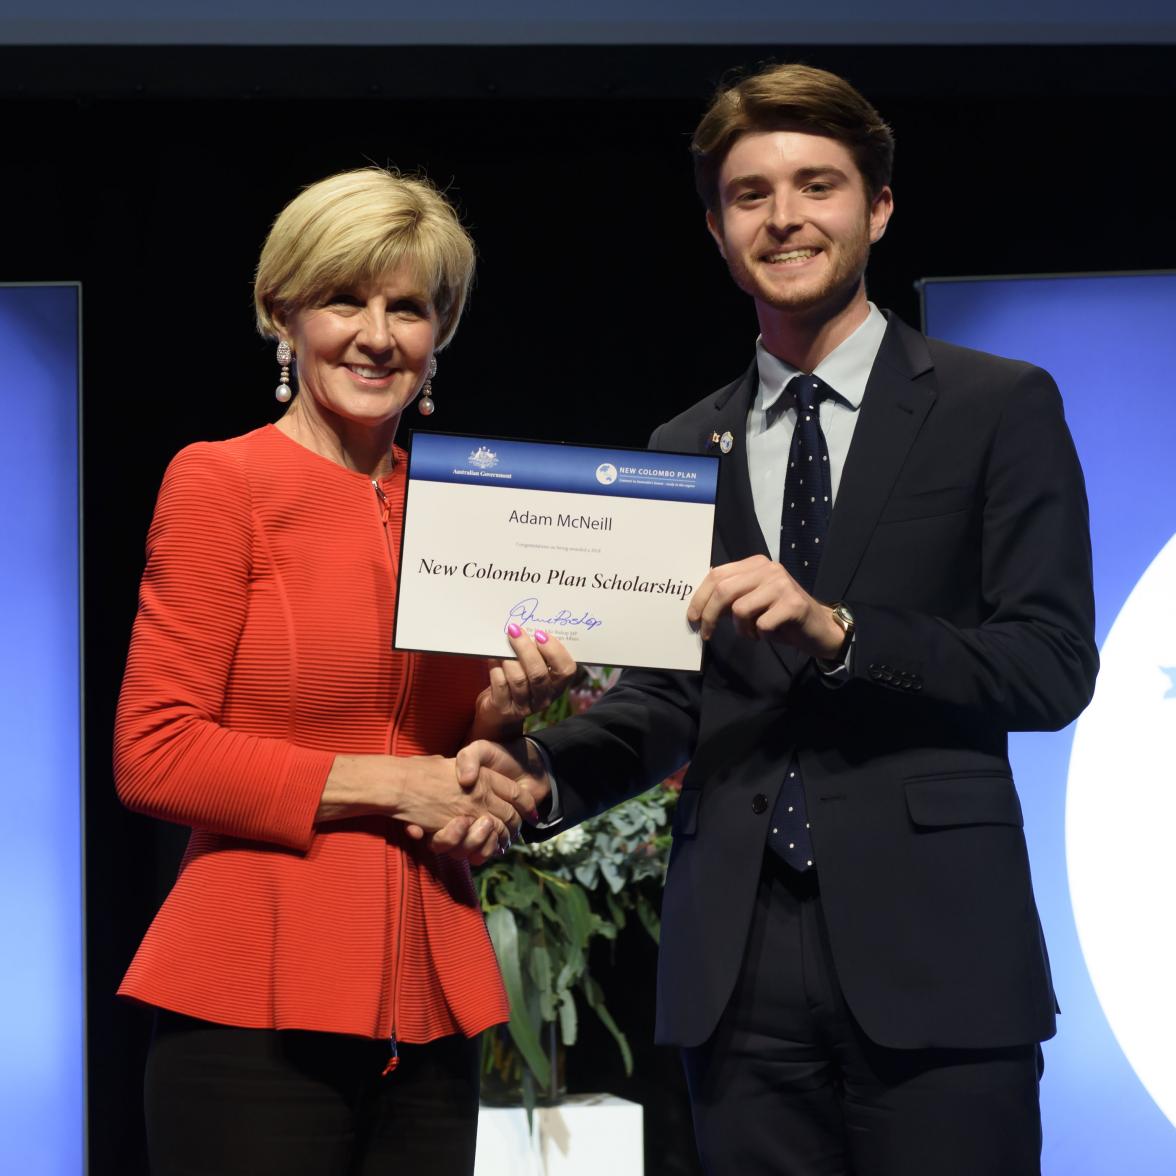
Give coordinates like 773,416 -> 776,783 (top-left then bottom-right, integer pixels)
477,666 -> 684,1108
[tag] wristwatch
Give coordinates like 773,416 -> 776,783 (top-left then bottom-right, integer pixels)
828,601 -> 855,664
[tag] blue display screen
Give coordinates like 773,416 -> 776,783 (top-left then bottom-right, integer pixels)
922,272 -> 1176,1175
0,284 -> 84,1176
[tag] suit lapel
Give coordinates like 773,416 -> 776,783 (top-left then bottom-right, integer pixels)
704,362 -> 807,681
704,363 -> 769,566
814,314 -> 937,603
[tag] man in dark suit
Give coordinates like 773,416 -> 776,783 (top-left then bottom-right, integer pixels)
465,63 -> 1097,1174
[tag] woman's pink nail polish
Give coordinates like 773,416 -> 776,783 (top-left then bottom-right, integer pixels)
507,623 -> 522,638
534,630 -> 549,644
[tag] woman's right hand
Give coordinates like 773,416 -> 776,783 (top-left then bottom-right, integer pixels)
316,753 -> 530,864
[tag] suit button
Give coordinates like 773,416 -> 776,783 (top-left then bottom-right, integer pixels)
751,794 -> 768,814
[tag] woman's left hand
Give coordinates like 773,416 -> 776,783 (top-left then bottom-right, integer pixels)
468,626 -> 578,742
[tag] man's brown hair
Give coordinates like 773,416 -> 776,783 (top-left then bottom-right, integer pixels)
691,63 -> 894,213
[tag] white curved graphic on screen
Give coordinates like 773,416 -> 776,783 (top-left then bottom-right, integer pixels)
1067,531 -> 1176,1129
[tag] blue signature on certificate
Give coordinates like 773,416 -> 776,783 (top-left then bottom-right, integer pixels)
506,597 -> 604,632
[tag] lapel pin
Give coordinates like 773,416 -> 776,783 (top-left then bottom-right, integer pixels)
719,430 -> 734,454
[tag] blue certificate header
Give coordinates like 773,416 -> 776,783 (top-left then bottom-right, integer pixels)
409,432 -> 718,504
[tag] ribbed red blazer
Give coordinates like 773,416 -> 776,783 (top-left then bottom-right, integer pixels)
115,425 -> 509,1042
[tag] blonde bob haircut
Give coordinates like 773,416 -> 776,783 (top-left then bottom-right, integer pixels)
254,167 -> 476,350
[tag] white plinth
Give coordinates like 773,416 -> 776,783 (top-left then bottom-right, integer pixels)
475,1094 -> 643,1176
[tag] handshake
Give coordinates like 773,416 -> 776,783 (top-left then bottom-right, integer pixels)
316,625 -> 571,864
411,736 -> 554,865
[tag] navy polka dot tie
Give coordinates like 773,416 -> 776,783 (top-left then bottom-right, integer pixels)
767,373 -> 834,871
778,373 -> 833,595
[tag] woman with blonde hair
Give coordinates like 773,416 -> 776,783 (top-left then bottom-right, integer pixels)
115,167 -> 571,1175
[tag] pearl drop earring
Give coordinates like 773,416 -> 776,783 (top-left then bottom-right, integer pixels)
275,340 -> 293,403
418,356 -> 437,416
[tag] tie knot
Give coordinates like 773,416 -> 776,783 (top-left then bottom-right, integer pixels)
789,373 -> 831,414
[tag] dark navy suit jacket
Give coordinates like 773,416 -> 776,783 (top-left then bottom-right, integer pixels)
533,313 -> 1098,1050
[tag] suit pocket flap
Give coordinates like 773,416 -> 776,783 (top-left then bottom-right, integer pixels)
905,774 -> 1023,828
878,485 -> 973,523
673,788 -> 701,837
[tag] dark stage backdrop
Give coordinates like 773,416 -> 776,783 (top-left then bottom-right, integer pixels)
1,42 -> 1171,1176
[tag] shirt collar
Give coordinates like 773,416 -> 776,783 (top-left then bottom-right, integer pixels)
754,302 -> 889,416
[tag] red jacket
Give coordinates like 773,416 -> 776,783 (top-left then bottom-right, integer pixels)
115,425 -> 508,1042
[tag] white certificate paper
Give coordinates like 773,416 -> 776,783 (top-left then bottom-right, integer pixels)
393,433 -> 719,671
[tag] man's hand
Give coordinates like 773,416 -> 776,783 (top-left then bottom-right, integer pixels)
687,555 -> 844,659
427,738 -> 553,859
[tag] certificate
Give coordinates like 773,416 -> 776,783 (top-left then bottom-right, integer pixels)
393,433 -> 719,671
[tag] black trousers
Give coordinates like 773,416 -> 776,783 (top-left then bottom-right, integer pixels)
682,857 -> 1043,1176
145,1011 -> 481,1176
